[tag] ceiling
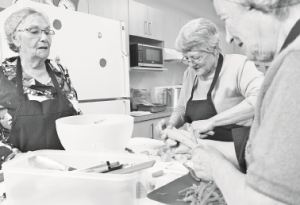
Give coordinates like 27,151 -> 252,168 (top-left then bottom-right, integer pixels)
135,0 -> 224,29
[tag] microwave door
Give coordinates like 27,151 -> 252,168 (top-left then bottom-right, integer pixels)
140,46 -> 163,67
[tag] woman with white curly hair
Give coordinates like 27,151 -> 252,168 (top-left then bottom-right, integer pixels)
162,0 -> 300,204
156,18 -> 264,143
0,7 -> 81,169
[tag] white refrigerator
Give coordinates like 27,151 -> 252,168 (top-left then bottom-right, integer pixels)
0,0 -> 130,115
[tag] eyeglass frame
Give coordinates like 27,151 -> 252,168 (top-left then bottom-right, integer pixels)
181,50 -> 214,65
16,27 -> 55,36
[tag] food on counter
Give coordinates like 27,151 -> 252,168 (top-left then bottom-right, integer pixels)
165,138 -> 178,147
152,170 -> 164,178
157,149 -> 165,157
145,178 -> 156,190
177,182 -> 227,205
160,150 -> 174,162
174,154 -> 188,163
157,147 -> 191,163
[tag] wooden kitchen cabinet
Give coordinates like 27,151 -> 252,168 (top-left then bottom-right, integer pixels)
129,0 -> 163,41
163,12 -> 180,49
132,119 -> 154,139
132,116 -> 170,139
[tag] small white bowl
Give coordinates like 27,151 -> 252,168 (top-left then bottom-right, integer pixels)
56,114 -> 134,152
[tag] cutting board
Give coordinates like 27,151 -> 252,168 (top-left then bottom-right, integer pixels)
147,173 -> 220,205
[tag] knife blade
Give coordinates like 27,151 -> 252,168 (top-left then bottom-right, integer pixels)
110,160 -> 156,174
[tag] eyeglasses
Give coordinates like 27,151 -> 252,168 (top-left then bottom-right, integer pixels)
17,27 -> 55,36
182,53 -> 207,65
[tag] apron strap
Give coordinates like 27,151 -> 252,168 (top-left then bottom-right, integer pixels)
189,76 -> 198,100
16,57 -> 26,101
45,59 -> 66,100
207,54 -> 223,99
279,19 -> 300,53
188,54 -> 224,101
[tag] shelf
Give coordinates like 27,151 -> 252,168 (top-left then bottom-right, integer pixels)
130,67 -> 168,71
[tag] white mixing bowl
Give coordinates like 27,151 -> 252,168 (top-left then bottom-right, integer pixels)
55,114 -> 134,152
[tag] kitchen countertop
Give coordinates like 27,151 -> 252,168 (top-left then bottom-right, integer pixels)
133,108 -> 174,123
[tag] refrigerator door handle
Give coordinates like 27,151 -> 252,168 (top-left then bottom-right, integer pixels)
120,21 -> 130,98
123,100 -> 130,115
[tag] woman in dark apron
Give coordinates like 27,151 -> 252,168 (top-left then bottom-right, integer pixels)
0,8 -> 79,168
185,54 -> 250,143
7,57 -> 77,152
156,18 -> 262,145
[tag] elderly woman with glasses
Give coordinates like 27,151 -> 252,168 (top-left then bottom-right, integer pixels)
0,7 -> 81,168
162,0 -> 300,204
156,18 -> 264,144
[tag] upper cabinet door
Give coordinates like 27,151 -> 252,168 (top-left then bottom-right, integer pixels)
89,0 -> 128,22
129,0 -> 148,38
163,12 -> 180,49
147,6 -> 163,41
129,0 -> 163,41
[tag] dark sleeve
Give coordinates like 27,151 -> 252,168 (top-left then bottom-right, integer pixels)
0,145 -> 13,170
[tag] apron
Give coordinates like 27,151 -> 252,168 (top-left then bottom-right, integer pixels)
235,19 -> 300,173
185,54 -> 250,142
7,57 -> 77,152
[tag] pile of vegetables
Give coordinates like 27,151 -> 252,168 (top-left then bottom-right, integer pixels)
157,147 -> 191,163
178,182 -> 227,205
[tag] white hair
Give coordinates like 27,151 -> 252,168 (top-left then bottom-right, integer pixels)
4,7 -> 50,53
229,0 -> 296,18
175,18 -> 222,54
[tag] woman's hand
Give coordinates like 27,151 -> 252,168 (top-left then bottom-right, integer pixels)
161,129 -> 226,181
155,119 -> 174,136
191,119 -> 215,138
164,129 -> 196,154
191,146 -> 226,181
161,129 -> 199,153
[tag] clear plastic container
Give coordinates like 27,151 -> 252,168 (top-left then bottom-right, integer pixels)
2,150 -> 149,205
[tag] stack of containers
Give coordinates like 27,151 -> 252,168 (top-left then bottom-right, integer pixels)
2,150 -> 149,205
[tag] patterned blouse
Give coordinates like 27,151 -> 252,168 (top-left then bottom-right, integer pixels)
0,56 -> 81,168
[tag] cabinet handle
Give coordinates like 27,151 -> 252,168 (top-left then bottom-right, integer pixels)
144,21 -> 148,35
148,22 -> 152,36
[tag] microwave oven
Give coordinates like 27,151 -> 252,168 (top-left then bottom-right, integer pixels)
130,44 -> 163,68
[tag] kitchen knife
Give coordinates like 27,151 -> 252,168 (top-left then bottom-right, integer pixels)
28,155 -> 119,173
28,155 -> 76,171
110,160 -> 156,174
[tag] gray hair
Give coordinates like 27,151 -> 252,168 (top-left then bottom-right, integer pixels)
231,0 -> 295,18
175,18 -> 222,54
4,7 -> 50,53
